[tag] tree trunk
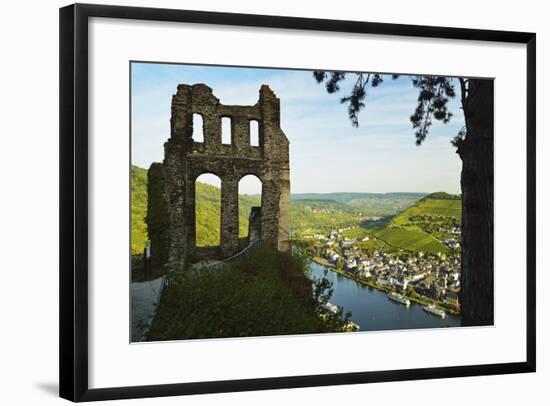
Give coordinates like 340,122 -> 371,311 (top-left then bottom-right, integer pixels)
458,79 -> 494,326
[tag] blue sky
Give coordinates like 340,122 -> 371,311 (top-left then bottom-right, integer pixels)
131,62 -> 464,194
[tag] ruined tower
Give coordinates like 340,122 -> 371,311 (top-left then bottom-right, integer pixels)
147,84 -> 290,270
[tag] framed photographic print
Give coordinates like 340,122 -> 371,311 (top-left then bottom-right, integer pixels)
59,3 -> 536,402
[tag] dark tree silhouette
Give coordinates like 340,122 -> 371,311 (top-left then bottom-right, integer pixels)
314,72 -> 494,326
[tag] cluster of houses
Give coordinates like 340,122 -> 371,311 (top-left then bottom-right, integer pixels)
442,237 -> 461,250
439,226 -> 461,235
317,229 -> 461,310
304,227 -> 367,247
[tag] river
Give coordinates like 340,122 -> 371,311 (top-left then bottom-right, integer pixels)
308,261 -> 461,331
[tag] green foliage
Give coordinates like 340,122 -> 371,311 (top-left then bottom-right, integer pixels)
147,246 -> 349,340
424,191 -> 461,201
341,227 -> 368,239
194,181 -> 221,247
131,165 -> 148,255
146,164 -> 170,265
313,72 -> 457,146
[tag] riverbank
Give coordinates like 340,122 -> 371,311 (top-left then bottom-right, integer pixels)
310,257 -> 460,316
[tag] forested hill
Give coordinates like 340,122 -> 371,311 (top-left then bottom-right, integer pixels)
131,166 -> 148,253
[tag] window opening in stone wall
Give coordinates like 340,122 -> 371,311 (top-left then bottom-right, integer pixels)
221,117 -> 232,144
192,113 -> 204,142
250,120 -> 259,146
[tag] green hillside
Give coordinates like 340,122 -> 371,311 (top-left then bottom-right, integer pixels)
365,225 -> 447,254
194,181 -> 261,247
290,199 -> 365,235
362,194 -> 462,255
393,197 -> 461,223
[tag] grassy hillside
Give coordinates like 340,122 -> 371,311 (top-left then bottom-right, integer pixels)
392,198 -> 461,223
362,194 -> 462,255
365,225 -> 447,254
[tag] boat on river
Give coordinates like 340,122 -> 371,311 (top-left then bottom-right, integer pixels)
322,302 -> 339,314
423,304 -> 446,318
387,292 -> 411,306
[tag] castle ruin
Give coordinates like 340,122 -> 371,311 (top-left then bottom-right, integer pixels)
146,84 -> 290,270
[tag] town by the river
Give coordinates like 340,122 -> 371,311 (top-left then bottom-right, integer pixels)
308,261 -> 461,331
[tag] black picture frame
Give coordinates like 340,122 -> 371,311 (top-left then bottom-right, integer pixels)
59,3 -> 536,402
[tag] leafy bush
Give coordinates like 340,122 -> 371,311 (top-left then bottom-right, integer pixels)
131,254 -> 144,270
424,191 -> 461,200
146,245 -> 349,341
146,163 -> 170,266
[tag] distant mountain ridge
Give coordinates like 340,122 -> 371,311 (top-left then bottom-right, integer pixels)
291,192 -> 427,216
291,192 -> 427,202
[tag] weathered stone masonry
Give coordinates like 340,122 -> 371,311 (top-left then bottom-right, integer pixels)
147,83 -> 290,270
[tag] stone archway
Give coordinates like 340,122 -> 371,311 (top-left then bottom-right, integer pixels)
194,173 -> 222,249
238,174 -> 263,246
147,83 -> 290,270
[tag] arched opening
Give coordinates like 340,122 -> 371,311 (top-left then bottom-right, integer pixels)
238,175 -> 262,240
249,120 -> 259,146
192,113 -> 204,142
195,173 -> 221,247
221,116 -> 232,144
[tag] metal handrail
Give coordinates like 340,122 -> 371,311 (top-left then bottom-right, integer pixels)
205,240 -> 260,269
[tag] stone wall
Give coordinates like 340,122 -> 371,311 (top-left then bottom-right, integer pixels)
147,83 -> 290,271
